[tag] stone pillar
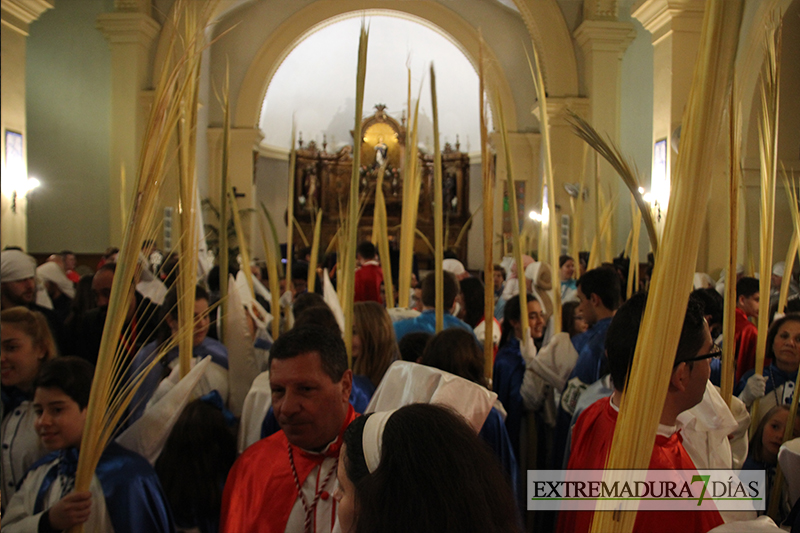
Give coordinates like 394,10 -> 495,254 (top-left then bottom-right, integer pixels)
1,0 -> 53,249
632,0 -> 718,270
207,127 -> 264,251
574,19 -> 636,255
96,7 -> 159,246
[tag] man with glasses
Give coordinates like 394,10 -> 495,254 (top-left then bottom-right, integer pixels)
557,292 -> 726,533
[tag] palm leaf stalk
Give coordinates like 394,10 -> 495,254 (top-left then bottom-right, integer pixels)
525,43 -> 562,333
721,86 -> 742,408
566,110 -> 659,258
778,168 -> 800,314
70,3 -> 218,528
397,67 -> 423,308
479,34 -> 495,380
590,2 -> 743,531
343,22 -> 369,367
218,70 -> 231,344
286,121 -> 297,293
307,209 -> 323,293
431,64 -> 444,332
257,211 -> 281,340
751,22 -> 781,435
373,163 -> 395,308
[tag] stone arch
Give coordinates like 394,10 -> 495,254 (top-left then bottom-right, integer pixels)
233,2 -> 519,133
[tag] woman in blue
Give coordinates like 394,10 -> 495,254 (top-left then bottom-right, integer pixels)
737,314 -> 800,428
493,294 -> 546,459
2,356 -> 174,533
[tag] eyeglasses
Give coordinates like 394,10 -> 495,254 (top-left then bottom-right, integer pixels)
674,345 -> 721,367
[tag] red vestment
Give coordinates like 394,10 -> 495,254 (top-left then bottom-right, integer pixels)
354,261 -> 383,304
557,397 -> 724,533
734,308 -> 761,383
220,405 -> 357,533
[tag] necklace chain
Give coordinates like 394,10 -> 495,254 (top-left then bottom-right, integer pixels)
287,441 -> 338,533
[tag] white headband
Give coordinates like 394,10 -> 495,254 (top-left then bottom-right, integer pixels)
1,250 -> 36,282
362,410 -> 396,473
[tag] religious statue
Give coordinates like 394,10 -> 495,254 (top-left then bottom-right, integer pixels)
374,136 -> 388,168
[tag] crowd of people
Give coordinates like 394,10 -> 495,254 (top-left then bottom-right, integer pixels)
1,242 -> 799,533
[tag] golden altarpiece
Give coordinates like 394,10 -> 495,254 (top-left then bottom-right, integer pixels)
291,105 -> 471,266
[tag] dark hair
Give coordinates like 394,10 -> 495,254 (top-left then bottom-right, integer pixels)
422,329 -> 487,388
356,241 -> 377,260
292,292 -> 327,317
155,399 -> 237,531
691,288 -> 724,328
268,325 -> 347,382
294,305 -> 340,333
736,277 -> 759,299
748,405 -> 798,465
559,255 -> 574,269
459,277 -> 486,328
421,270 -> 459,309
765,313 -> 800,362
162,284 -> 210,321
343,403 -> 521,533
34,356 -> 95,409
499,294 -> 535,348
398,332 -> 432,362
606,292 -> 708,391
97,262 -> 117,275
561,301 -> 581,337
291,262 -> 309,281
353,302 -> 398,388
493,264 -> 506,281
577,267 -> 621,311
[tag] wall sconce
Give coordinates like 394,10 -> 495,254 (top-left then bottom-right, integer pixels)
7,177 -> 40,213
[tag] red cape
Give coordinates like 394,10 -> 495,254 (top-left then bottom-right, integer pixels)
221,404 -> 357,533
734,308 -> 762,382
557,397 -> 724,533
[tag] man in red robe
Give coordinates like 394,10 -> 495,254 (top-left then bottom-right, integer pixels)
734,276 -> 761,382
353,241 -> 384,304
221,325 -> 355,533
558,293 -> 724,533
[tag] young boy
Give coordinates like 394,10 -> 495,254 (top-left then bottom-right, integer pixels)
734,276 -> 760,382
1,356 -> 174,533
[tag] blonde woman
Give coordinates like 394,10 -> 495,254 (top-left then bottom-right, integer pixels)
1,307 -> 58,509
352,302 -> 399,393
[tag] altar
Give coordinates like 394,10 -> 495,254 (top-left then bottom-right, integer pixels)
291,105 -> 472,267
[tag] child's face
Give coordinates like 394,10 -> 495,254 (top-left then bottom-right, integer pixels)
33,387 -> 87,451
761,410 -> 800,464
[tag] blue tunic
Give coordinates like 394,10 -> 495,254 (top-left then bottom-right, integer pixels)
493,337 -> 525,462
393,310 -> 476,342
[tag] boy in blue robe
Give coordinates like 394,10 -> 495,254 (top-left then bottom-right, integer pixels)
1,356 -> 174,533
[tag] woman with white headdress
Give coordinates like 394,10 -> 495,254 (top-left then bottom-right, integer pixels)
334,403 -> 521,533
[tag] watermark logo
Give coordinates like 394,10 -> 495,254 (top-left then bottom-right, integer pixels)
527,470 -> 765,512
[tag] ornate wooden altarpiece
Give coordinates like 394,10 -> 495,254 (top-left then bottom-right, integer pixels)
292,105 -> 471,266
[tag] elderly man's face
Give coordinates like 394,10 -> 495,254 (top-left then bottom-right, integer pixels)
1,278 -> 37,307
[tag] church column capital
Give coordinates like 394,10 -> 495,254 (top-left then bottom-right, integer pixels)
582,0 -> 620,21
532,97 -> 591,127
632,0 -> 704,44
574,20 -> 637,56
96,11 -> 160,46
1,0 -> 53,36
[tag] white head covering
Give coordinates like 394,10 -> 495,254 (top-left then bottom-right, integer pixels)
36,261 -> 76,299
773,262 -> 785,277
362,410 -> 396,473
1,250 -> 36,282
442,258 -> 467,279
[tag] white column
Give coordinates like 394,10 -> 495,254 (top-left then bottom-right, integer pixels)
0,0 -> 53,249
574,20 -> 636,254
96,9 -> 159,245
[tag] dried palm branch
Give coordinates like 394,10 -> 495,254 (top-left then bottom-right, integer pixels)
751,22 -> 781,434
493,91 -> 529,343
343,22 -> 369,367
778,168 -> 800,314
626,200 -> 641,299
286,121 -> 297,292
397,68 -> 424,308
293,215 -> 310,247
721,85 -> 742,407
567,110 -> 659,258
479,34 -> 495,380
257,211 -> 281,340
71,3 -> 219,526
431,64 -> 444,332
373,163 -> 395,308
591,2 -> 743,532
525,43 -> 562,333
414,229 -> 435,255
307,209 -> 323,293
571,144 -> 589,276
218,68 -> 231,344
228,186 -> 255,297
452,205 -> 480,253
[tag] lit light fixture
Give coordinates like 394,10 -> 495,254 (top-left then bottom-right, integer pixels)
5,176 -> 40,214
528,210 -> 543,223
638,187 -> 644,194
